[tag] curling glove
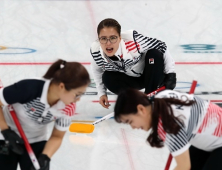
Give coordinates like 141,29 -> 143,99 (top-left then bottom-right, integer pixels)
161,73 -> 177,90
1,127 -> 24,155
31,153 -> 51,170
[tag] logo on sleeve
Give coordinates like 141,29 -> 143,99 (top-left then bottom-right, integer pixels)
31,107 -> 36,112
149,58 -> 154,64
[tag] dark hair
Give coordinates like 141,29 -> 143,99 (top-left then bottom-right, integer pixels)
43,59 -> 90,90
114,88 -> 195,148
97,18 -> 121,36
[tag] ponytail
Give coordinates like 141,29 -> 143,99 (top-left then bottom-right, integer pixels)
43,59 -> 90,90
43,59 -> 65,79
148,98 -> 195,148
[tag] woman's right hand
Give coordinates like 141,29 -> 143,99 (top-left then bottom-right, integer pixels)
1,128 -> 24,155
99,95 -> 110,109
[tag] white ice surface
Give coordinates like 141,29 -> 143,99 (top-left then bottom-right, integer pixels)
0,0 -> 221,169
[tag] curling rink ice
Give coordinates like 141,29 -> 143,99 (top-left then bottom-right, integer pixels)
0,0 -> 222,169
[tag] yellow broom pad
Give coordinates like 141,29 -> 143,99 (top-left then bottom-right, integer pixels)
69,123 -> 95,133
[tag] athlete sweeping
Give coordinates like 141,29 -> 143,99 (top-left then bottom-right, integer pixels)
114,88 -> 222,170
0,59 -> 90,170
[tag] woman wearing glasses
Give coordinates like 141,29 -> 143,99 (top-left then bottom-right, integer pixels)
0,59 -> 90,170
90,18 -> 176,108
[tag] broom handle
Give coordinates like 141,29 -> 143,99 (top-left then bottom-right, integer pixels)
0,80 -> 40,170
9,107 -> 40,169
92,86 -> 166,126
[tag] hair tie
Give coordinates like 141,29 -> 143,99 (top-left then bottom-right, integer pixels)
60,60 -> 66,69
148,95 -> 154,103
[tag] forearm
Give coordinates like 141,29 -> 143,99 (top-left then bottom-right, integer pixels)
0,107 -> 9,130
174,165 -> 190,170
95,77 -> 107,97
174,150 -> 191,170
163,50 -> 175,74
91,62 -> 107,97
42,136 -> 63,158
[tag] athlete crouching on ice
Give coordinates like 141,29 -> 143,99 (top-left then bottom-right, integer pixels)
114,88 -> 222,170
90,18 -> 176,109
0,59 -> 90,170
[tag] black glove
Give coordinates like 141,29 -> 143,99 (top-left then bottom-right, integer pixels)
161,73 -> 176,89
31,154 -> 51,170
0,143 -> 9,155
1,128 -> 24,155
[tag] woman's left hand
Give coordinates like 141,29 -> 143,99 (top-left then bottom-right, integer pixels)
31,128 -> 65,169
160,73 -> 176,90
30,154 -> 50,170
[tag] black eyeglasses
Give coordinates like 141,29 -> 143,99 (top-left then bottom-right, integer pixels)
74,93 -> 84,99
98,36 -> 118,44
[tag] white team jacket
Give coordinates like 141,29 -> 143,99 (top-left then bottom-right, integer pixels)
90,30 -> 175,97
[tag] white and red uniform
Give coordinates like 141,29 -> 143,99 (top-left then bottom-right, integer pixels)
90,30 -> 175,97
155,90 -> 222,157
0,79 -> 76,143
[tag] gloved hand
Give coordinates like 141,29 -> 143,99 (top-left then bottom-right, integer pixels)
1,128 -> 24,155
161,73 -> 176,90
0,143 -> 9,155
31,154 -> 51,170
